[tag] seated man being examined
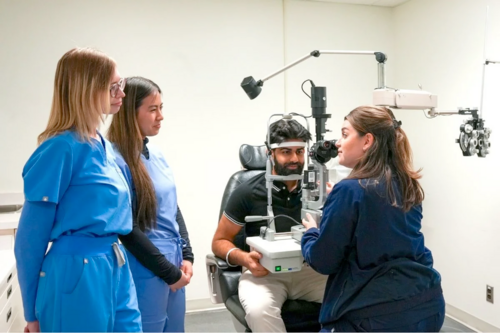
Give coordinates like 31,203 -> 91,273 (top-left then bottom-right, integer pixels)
211,119 -> 328,332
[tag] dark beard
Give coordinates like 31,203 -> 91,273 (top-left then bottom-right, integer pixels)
273,156 -> 304,176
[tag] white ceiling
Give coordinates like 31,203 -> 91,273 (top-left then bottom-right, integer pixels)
303,0 -> 410,7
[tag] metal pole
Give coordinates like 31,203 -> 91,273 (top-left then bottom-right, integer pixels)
318,50 -> 376,55
378,62 -> 386,88
261,54 -> 314,82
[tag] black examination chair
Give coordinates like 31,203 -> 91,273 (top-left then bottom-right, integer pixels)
205,144 -> 321,332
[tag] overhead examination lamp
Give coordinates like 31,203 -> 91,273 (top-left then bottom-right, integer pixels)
240,49 -> 438,113
241,49 -> 392,151
241,50 -> 388,100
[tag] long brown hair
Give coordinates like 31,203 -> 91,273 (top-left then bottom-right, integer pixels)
346,105 -> 424,211
39,47 -> 115,144
108,77 -> 161,231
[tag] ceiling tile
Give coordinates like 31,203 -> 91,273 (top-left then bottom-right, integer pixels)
304,0 -> 376,5
371,0 -> 410,7
302,0 -> 410,7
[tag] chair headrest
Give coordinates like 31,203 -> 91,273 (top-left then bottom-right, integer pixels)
239,144 -> 267,170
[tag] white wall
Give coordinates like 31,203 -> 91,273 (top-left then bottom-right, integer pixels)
0,0 -> 394,303
393,0 -> 500,328
0,0 -> 286,301
284,0 -> 394,139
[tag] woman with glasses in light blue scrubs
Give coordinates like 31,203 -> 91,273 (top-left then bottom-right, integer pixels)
14,48 -> 142,332
108,77 -> 194,332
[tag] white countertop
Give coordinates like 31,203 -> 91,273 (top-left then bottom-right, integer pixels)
0,193 -> 23,206
0,212 -> 21,230
0,193 -> 23,231
0,250 -> 15,278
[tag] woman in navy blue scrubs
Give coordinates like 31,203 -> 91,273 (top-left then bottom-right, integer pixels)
302,106 -> 445,332
14,48 -> 142,332
108,77 -> 194,332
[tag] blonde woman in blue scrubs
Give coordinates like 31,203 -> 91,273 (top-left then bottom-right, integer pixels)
14,48 -> 142,332
108,77 -> 194,332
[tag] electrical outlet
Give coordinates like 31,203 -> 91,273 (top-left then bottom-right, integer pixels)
486,285 -> 494,304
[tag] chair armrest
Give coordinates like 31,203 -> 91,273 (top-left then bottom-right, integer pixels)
206,253 -> 228,270
206,254 -> 242,304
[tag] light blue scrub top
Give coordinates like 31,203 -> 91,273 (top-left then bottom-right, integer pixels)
113,143 -> 180,240
23,130 -> 132,239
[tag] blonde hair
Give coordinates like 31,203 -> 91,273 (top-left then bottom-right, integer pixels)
38,47 -> 116,144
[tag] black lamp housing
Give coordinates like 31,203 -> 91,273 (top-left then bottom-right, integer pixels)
241,76 -> 263,100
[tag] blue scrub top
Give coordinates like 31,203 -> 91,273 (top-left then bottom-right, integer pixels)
23,130 -> 133,239
113,143 -> 180,240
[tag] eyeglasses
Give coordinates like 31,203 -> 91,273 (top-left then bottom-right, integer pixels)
110,78 -> 126,98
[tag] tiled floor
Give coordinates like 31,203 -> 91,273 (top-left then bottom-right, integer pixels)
185,308 -> 475,332
186,309 -> 236,332
9,307 -> 475,332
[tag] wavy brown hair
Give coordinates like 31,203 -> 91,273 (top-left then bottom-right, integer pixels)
346,105 -> 424,211
39,47 -> 115,144
108,77 -> 161,231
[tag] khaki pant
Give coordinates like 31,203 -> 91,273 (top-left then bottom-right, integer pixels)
238,265 -> 327,332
